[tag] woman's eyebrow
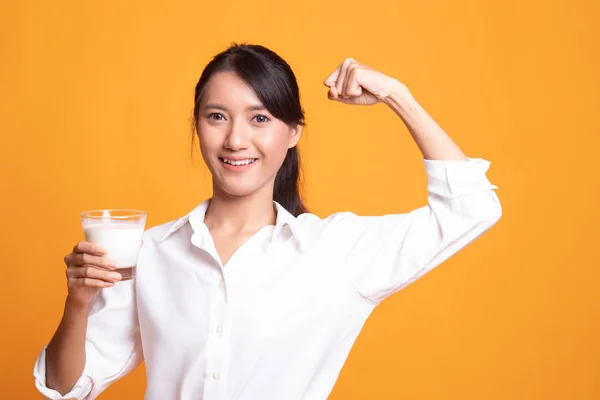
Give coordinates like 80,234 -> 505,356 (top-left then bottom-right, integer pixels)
203,103 -> 267,112
246,105 -> 267,112
204,103 -> 227,111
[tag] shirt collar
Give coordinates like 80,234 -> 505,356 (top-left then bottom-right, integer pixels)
270,201 -> 305,250
159,200 -> 208,242
160,199 -> 306,251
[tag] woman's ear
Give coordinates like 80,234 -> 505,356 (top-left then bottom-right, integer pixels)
288,124 -> 303,148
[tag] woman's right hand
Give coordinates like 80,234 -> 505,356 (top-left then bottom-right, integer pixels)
63,241 -> 123,308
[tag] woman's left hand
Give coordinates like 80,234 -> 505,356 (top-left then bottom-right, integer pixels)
324,58 -> 407,106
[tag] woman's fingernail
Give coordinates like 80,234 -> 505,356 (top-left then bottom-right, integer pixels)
111,273 -> 122,281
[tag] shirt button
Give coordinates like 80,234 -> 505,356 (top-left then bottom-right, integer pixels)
216,324 -> 223,336
218,280 -> 225,290
212,371 -> 220,380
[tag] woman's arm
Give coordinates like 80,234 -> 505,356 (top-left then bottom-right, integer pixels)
45,300 -> 90,395
322,58 -> 501,303
34,279 -> 143,399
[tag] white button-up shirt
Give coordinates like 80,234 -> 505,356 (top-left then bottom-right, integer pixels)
34,158 -> 501,400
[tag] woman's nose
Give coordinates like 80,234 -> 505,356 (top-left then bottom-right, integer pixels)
224,121 -> 251,151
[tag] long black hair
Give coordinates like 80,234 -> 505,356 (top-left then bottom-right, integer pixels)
192,43 -> 308,216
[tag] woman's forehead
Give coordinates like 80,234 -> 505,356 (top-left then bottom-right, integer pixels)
202,71 -> 262,109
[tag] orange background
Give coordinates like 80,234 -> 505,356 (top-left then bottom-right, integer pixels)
2,0 -> 599,398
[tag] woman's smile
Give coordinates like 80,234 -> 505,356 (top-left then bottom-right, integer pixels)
219,157 -> 259,171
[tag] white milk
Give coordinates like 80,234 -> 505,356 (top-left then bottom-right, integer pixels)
83,222 -> 144,268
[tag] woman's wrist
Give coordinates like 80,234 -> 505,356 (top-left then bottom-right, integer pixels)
381,81 -> 417,117
65,295 -> 92,315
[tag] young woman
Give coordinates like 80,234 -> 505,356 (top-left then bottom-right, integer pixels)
34,44 -> 501,400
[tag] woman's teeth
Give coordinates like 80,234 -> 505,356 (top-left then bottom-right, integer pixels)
222,158 -> 257,166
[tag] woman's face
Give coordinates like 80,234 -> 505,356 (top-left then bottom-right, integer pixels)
197,71 -> 302,198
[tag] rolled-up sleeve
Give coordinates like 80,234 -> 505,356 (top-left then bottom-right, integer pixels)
33,279 -> 143,399
338,157 -> 502,304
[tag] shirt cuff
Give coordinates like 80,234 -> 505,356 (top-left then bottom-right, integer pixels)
33,346 -> 93,400
424,157 -> 498,198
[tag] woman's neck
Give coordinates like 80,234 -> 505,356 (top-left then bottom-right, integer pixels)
204,185 -> 277,235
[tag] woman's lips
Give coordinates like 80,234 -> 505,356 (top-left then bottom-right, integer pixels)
219,157 -> 258,172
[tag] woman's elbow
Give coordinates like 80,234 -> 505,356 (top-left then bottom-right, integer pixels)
479,191 -> 502,230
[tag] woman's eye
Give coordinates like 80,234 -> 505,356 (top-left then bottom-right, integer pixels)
207,113 -> 226,121
253,115 -> 271,123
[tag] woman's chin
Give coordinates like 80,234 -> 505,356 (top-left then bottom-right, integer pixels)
215,183 -> 263,199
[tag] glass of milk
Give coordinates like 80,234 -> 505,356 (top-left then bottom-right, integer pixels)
80,209 -> 146,281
